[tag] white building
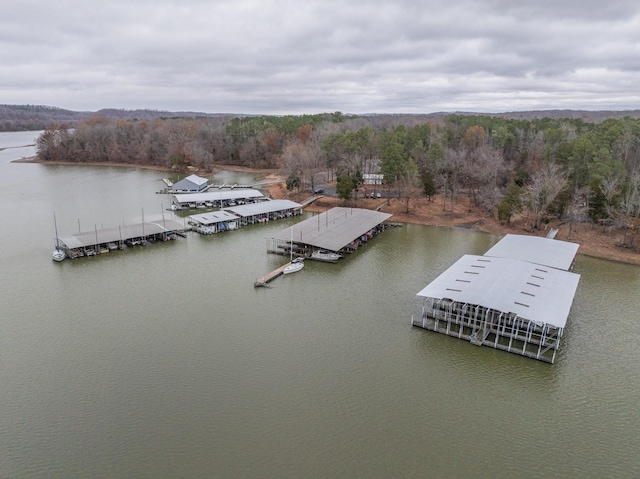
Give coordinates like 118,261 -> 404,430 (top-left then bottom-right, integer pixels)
363,174 -> 384,185
171,174 -> 208,192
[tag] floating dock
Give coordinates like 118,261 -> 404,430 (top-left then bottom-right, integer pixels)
254,262 -> 294,287
411,234 -> 581,364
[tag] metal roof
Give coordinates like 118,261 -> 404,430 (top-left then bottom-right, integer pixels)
416,254 -> 580,329
172,189 -> 263,204
189,210 -> 239,225
224,199 -> 301,217
484,234 -> 579,271
273,207 -> 392,252
172,174 -> 208,190
58,220 -> 185,249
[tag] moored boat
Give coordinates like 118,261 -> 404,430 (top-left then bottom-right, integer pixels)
51,248 -> 66,262
51,213 -> 66,262
283,257 -> 304,274
310,250 -> 341,263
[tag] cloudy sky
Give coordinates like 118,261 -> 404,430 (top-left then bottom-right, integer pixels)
2,0 -> 640,114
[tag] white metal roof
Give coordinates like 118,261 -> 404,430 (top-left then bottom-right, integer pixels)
273,207 -> 392,252
172,189 -> 263,204
172,174 -> 208,190
484,234 -> 579,271
416,254 -> 580,328
189,210 -> 239,225
224,199 -> 301,217
58,220 -> 185,249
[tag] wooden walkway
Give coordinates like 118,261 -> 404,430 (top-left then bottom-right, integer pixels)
254,262 -> 292,287
300,195 -> 323,207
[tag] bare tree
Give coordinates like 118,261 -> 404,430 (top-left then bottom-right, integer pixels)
300,134 -> 326,192
464,144 -> 505,213
602,175 -> 621,223
616,172 -> 640,246
522,163 -> 567,229
396,161 -> 420,213
281,140 -> 305,193
436,148 -> 466,214
565,185 -> 591,240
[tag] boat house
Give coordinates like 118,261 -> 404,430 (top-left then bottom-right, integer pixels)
267,207 -> 392,258
225,199 -> 303,225
188,211 -> 239,234
171,174 -> 209,193
57,219 -> 187,259
171,189 -> 264,209
411,234 -> 581,364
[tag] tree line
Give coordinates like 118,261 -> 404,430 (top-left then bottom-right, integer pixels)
36,112 -> 640,237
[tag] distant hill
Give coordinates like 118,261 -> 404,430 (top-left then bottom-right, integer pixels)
2,104 -> 640,132
438,109 -> 640,122
0,104 -> 238,131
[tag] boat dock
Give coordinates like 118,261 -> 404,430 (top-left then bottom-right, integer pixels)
56,219 -> 188,259
254,262 -> 294,287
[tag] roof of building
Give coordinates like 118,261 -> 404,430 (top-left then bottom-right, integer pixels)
58,220 -> 185,249
224,199 -> 302,217
172,174 -> 208,190
189,210 -> 239,225
415,254 -> 580,329
172,189 -> 263,204
273,207 -> 392,252
483,234 -> 579,271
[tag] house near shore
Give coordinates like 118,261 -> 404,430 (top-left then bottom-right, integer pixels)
363,174 -> 384,185
172,174 -> 208,193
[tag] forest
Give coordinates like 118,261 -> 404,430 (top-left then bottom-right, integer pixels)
35,111 -> 640,234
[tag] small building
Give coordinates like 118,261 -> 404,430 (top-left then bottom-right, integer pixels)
171,174 -> 209,193
411,234 -> 581,364
363,174 -> 384,185
267,207 -> 392,258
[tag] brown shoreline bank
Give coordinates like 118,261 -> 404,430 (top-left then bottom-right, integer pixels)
15,157 -> 640,266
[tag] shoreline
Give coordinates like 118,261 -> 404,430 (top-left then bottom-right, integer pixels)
12,156 -> 279,175
14,156 -> 640,266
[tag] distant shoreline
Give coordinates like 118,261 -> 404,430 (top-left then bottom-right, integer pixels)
12,156 -> 278,175
12,156 -> 640,267
13,156 -> 173,172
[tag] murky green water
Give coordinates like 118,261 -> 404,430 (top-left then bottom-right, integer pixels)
1,131 -> 639,478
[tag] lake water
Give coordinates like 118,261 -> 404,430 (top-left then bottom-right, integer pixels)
1,131 -> 639,478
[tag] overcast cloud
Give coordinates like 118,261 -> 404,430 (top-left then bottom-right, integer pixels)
2,0 -> 640,114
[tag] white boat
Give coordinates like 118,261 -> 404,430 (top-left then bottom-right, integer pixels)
283,257 -> 304,274
283,228 -> 304,274
311,250 -> 341,263
51,213 -> 66,262
51,249 -> 66,262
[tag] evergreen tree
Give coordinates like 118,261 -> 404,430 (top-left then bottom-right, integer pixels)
336,175 -> 355,201
422,170 -> 436,201
497,181 -> 522,223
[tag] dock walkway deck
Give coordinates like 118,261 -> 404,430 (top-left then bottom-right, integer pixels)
254,262 -> 293,287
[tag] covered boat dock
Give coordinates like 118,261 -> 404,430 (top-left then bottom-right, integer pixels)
171,189 -> 264,209
57,219 -> 187,259
188,211 -> 239,234
411,235 -> 581,364
225,199 -> 303,225
266,207 -> 392,259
